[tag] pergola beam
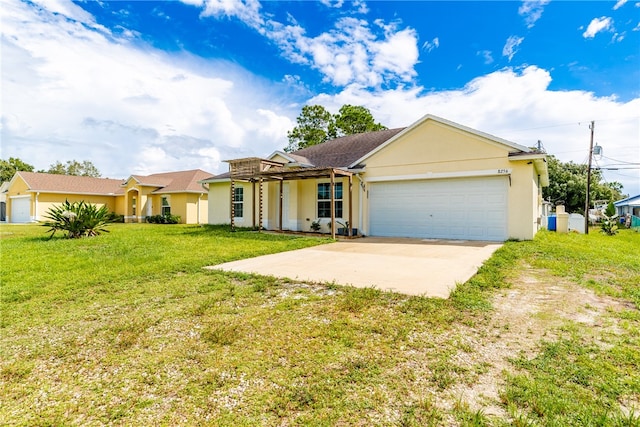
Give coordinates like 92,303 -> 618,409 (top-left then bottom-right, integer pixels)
225,157 -> 356,237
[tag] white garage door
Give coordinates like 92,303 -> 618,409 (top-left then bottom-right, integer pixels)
369,176 -> 508,241
10,197 -> 31,223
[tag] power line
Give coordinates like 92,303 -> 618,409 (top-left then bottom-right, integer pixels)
600,155 -> 640,165
597,167 -> 640,170
499,116 -> 640,134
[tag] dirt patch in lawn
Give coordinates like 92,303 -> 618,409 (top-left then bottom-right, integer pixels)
440,263 -> 630,418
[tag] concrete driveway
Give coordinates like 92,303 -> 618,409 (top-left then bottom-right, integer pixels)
205,237 -> 502,298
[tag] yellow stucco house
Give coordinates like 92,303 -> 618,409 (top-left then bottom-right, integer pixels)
202,114 -> 549,241
4,169 -> 211,224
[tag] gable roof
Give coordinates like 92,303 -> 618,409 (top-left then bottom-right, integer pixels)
350,114 -> 532,168
202,114 -> 539,183
14,171 -> 124,195
124,169 -> 211,193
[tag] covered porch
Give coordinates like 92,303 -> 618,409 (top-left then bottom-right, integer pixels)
227,158 -> 357,239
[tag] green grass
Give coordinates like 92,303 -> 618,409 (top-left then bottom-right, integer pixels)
1,224 -> 638,426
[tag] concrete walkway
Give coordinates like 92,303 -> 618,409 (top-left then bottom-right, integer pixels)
205,237 -> 503,298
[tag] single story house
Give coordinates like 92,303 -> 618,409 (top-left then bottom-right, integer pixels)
614,194 -> 640,218
201,114 -> 549,241
4,169 -> 211,224
121,170 -> 210,223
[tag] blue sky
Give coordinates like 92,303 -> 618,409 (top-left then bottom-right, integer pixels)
2,0 -> 639,195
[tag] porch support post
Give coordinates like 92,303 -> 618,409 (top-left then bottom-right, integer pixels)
258,178 -> 263,232
279,179 -> 283,231
252,180 -> 256,229
348,174 -> 353,237
330,169 -> 336,239
230,179 -> 235,231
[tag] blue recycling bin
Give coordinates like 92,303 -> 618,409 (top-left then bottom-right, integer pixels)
548,215 -> 557,231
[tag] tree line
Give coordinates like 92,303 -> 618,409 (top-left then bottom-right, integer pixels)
0,158 -> 101,182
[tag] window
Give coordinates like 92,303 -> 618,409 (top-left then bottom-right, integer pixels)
317,182 -> 342,218
233,187 -> 244,218
161,196 -> 171,216
132,196 -> 136,216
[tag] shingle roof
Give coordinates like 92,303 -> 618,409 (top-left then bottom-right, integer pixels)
134,169 -> 212,193
201,128 -> 405,182
16,172 -> 124,195
291,128 -> 405,168
16,169 -> 212,195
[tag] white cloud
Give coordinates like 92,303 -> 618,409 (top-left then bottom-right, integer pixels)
518,0 -> 550,28
422,37 -> 439,53
266,17 -> 419,87
183,0 -> 419,88
310,66 -> 640,195
1,0 -> 294,177
319,0 -> 368,14
31,0 -> 98,26
198,0 -> 263,28
477,50 -> 494,65
320,0 -> 344,8
612,32 -> 626,42
503,36 -> 524,62
613,0 -> 627,10
582,16 -> 614,38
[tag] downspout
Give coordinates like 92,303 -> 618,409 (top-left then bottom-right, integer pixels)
197,193 -> 201,225
34,192 -> 40,222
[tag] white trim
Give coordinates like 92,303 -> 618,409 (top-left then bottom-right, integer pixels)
22,190 -> 122,196
150,190 -> 207,194
267,150 -> 295,162
508,153 -> 546,162
9,194 -> 31,199
200,177 -> 231,184
365,169 -> 512,183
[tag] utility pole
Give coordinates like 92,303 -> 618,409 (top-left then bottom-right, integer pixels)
584,121 -> 595,235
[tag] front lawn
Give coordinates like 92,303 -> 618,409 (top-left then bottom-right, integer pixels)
1,224 -> 638,425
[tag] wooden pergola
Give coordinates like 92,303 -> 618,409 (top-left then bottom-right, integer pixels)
227,158 -> 355,239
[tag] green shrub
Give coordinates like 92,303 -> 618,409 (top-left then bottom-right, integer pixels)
146,214 -> 181,224
42,200 -> 114,239
107,212 -> 124,223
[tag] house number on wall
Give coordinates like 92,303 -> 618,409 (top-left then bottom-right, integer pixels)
497,169 -> 509,174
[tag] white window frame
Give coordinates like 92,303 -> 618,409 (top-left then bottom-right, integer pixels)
161,196 -> 171,216
233,187 -> 244,218
317,182 -> 342,218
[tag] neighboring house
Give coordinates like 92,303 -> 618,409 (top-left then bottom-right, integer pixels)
5,172 -> 124,224
614,194 -> 640,218
5,169 -> 210,224
201,114 -> 549,241
121,170 -> 210,224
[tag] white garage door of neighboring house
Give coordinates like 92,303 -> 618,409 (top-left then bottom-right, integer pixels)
10,197 -> 31,223
369,176 -> 508,241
